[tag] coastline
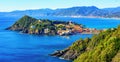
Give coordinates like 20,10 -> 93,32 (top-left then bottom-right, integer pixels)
54,16 -> 120,20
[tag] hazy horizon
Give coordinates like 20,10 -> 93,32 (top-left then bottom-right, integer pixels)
0,5 -> 120,12
0,0 -> 120,12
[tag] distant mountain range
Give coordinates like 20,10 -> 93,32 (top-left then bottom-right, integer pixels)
0,6 -> 120,18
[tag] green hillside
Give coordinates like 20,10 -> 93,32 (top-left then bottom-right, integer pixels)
51,25 -> 120,62
74,26 -> 120,62
7,15 -> 86,35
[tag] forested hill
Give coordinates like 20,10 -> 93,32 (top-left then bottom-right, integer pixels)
1,6 -> 120,18
51,25 -> 120,62
6,15 -> 86,35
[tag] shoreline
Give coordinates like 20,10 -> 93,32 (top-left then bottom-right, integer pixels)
54,16 -> 120,20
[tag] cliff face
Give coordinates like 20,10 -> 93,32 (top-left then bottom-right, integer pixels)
50,48 -> 80,60
51,25 -> 120,62
50,37 -> 90,60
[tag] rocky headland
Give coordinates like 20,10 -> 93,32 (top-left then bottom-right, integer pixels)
50,25 -> 120,62
7,15 -> 100,36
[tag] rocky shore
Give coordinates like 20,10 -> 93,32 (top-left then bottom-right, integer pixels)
50,48 -> 80,60
50,25 -> 120,62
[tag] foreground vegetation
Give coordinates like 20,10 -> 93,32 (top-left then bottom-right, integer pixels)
51,25 -> 120,62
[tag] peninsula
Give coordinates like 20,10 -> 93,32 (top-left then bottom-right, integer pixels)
7,15 -> 100,35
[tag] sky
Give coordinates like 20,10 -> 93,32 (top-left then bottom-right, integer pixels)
0,0 -> 120,12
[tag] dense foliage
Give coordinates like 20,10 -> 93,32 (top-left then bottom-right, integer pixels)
13,15 -> 37,29
8,15 -> 82,35
65,25 -> 120,62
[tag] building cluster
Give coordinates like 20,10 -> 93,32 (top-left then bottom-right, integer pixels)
30,21 -> 100,35
57,21 -> 100,35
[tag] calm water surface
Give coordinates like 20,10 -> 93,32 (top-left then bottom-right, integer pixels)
0,16 -> 120,62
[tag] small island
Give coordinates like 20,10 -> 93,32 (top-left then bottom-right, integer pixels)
7,15 -> 100,35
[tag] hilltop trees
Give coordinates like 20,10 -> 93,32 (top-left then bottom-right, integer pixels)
51,25 -> 120,62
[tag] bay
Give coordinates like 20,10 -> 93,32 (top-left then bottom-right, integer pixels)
0,16 -> 120,62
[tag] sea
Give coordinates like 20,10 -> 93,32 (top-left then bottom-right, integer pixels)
0,16 -> 120,62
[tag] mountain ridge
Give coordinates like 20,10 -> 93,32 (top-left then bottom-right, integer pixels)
0,6 -> 120,18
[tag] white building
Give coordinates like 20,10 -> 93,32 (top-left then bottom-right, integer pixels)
30,25 -> 35,29
44,28 -> 49,33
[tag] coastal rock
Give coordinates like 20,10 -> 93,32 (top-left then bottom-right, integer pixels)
50,48 -> 80,60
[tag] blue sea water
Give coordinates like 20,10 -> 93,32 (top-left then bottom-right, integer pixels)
0,16 -> 120,62
37,16 -> 120,29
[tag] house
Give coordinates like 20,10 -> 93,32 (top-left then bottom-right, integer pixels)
69,21 -> 73,25
44,28 -> 49,33
38,20 -> 42,22
83,28 -> 90,32
73,25 -> 83,33
57,29 -> 72,35
30,25 -> 35,29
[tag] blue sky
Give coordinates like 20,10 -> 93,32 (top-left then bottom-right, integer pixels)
0,0 -> 120,12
